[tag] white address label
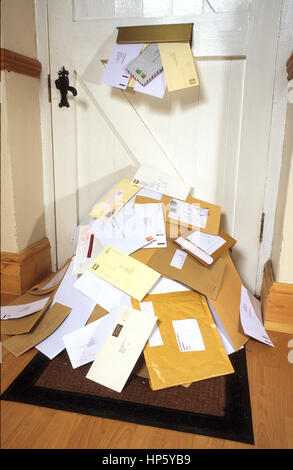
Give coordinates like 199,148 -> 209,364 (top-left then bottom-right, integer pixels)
172,319 -> 205,352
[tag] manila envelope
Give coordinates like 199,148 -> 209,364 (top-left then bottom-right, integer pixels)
135,193 -> 221,237
208,250 -> 249,351
132,291 -> 234,391
89,179 -> 140,222
86,306 -> 157,392
158,42 -> 199,92
89,245 -> 161,302
27,259 -> 71,296
3,303 -> 71,357
147,238 -> 226,300
174,230 -> 237,267
165,195 -> 222,236
1,293 -> 53,335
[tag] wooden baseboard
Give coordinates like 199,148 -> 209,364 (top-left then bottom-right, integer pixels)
261,260 -> 293,334
1,238 -> 52,295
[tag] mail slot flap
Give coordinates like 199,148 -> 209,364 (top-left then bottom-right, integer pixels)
116,23 -> 193,45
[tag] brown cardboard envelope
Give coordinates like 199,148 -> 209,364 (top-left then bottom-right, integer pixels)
3,303 -> 71,357
208,250 -> 249,351
147,238 -> 226,300
132,291 -> 234,390
135,194 -> 221,236
1,293 -> 53,335
174,230 -> 237,267
165,195 -> 222,236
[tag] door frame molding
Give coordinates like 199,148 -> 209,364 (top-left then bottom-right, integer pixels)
34,0 -> 57,271
34,0 -> 291,292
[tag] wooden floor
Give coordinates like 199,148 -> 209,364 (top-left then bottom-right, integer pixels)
1,293 -> 293,450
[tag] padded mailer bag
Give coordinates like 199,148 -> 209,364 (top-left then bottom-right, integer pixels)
132,290 -> 234,391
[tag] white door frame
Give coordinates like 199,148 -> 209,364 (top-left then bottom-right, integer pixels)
34,0 -> 292,293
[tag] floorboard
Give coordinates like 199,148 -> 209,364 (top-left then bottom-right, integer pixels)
1,295 -> 292,450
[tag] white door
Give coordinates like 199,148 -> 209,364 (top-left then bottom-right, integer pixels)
36,0 -> 285,294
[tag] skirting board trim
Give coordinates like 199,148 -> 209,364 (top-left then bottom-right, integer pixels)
261,260 -> 293,334
1,238 -> 52,295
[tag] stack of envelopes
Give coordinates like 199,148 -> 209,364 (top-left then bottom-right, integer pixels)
100,39 -> 199,99
1,167 -> 274,394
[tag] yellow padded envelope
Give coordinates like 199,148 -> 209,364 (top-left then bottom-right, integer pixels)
132,290 -> 234,391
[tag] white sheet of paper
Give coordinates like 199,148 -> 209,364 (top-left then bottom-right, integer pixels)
101,43 -> 143,90
134,71 -> 166,99
63,307 -> 121,369
187,230 -> 226,255
86,306 -> 158,392
169,199 -> 209,229
134,203 -> 166,248
74,270 -> 131,312
139,301 -> 163,347
240,285 -> 274,347
170,248 -> 188,270
207,299 -> 236,355
36,259 -> 96,359
172,319 -> 205,352
176,236 -> 213,265
148,277 -> 191,295
132,166 -> 191,201
1,296 -> 50,320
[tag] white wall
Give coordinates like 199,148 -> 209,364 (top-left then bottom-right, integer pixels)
1,0 -> 46,253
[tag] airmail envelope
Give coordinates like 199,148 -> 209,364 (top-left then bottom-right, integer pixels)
86,306 -> 157,392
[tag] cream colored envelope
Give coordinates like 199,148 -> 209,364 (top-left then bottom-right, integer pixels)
158,42 -> 199,92
89,179 -> 140,222
86,306 -> 157,392
89,245 -> 161,302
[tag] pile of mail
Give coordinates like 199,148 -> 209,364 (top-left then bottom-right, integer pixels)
1,166 -> 274,394
101,40 -> 198,98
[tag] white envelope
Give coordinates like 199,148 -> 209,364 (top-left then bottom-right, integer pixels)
134,202 -> 167,248
74,270 -> 131,312
132,166 -> 191,201
101,43 -> 143,90
63,306 -> 122,369
240,285 -> 274,347
36,259 -> 96,359
86,306 -> 157,392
